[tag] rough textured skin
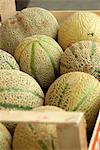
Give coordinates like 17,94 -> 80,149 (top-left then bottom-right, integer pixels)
0,7 -> 59,55
0,70 -> 44,133
58,11 -> 100,50
0,123 -> 12,150
33,105 -> 64,112
15,35 -> 63,90
45,72 -> 100,134
0,70 -> 44,110
0,49 -> 19,70
60,41 -> 100,81
13,106 -> 65,150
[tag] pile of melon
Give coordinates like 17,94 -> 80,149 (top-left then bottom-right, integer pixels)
0,7 -> 100,149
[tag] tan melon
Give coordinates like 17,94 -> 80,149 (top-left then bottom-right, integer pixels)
58,11 -> 100,50
0,49 -> 19,70
0,70 -> 44,110
60,40 -> 100,81
45,72 -> 100,134
0,123 -> 12,150
14,35 -> 63,90
13,106 -> 65,150
0,7 -> 59,55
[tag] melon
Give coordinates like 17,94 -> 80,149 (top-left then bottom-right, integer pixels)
58,11 -> 100,50
0,70 -> 44,133
0,70 -> 44,110
0,7 -> 59,55
0,123 -> 12,150
60,40 -> 100,81
0,49 -> 19,70
13,106 -> 65,150
14,35 -> 63,90
45,72 -> 100,134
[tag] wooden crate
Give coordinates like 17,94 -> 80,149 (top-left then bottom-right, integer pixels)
0,111 -> 87,149
0,0 -> 100,149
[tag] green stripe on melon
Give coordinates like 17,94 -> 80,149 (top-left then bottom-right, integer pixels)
13,106 -> 65,150
0,102 -> 32,110
30,42 -> 38,79
45,72 -> 100,134
0,87 -> 43,99
0,49 -> 19,70
0,123 -> 12,150
15,35 -> 63,90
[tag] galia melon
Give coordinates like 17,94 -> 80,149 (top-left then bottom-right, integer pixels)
45,72 -> 100,134
13,106 -> 65,150
0,49 -> 19,70
60,40 -> 100,81
0,123 -> 12,150
58,11 -> 100,50
14,35 -> 63,90
0,7 -> 59,55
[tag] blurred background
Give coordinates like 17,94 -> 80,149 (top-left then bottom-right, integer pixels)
16,0 -> 100,11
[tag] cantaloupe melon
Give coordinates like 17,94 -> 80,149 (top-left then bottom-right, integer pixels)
13,106 -> 65,150
0,70 -> 44,110
0,7 -> 59,55
0,123 -> 12,150
45,72 -> 100,134
58,11 -> 100,50
14,35 -> 63,90
0,70 -> 44,133
0,49 -> 19,70
60,41 -> 100,81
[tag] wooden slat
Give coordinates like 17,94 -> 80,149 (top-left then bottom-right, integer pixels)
0,0 -> 16,22
0,110 -> 83,123
0,111 -> 87,149
51,10 -> 100,23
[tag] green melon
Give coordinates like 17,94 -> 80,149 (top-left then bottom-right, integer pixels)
14,35 -> 63,90
0,49 -> 19,70
0,123 -> 12,150
13,106 -> 65,150
60,40 -> 100,81
45,72 -> 100,134
0,7 -> 59,55
58,11 -> 100,50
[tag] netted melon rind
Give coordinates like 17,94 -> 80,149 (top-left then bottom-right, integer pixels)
0,49 -> 19,70
0,70 -> 44,110
60,40 -> 100,81
58,11 -> 100,50
15,35 -> 63,90
45,72 -> 100,134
